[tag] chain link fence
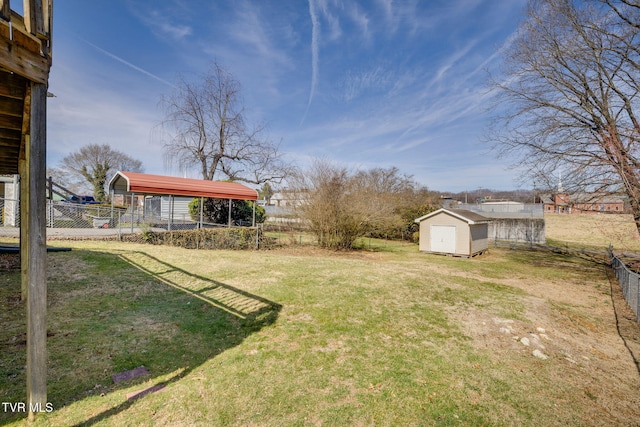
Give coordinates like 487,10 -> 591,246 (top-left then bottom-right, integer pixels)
609,246 -> 640,321
0,198 -> 266,245
0,197 -> 20,227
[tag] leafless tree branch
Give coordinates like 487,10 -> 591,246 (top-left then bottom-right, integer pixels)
158,62 -> 290,185
490,0 -> 640,234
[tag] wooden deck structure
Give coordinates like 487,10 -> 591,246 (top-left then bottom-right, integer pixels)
0,0 -> 52,418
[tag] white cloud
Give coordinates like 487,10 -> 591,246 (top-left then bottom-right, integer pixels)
347,3 -> 370,41
229,2 -> 292,66
340,65 -> 393,102
131,3 -> 193,41
80,38 -> 175,88
427,40 -> 478,90
302,0 -> 321,125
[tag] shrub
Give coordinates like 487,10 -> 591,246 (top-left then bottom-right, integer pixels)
188,198 -> 265,225
126,228 -> 276,250
291,160 -> 440,248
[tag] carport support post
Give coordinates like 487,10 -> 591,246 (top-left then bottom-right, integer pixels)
168,195 -> 173,231
228,199 -> 232,227
110,190 -> 114,228
253,202 -> 258,249
199,197 -> 204,229
131,193 -> 135,234
19,82 -> 48,419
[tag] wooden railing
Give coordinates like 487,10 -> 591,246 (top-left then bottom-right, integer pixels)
0,0 -> 52,83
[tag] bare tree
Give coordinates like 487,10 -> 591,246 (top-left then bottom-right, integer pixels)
159,63 -> 289,184
602,0 -> 640,29
46,167 -> 91,196
59,144 -> 143,201
292,160 -> 427,249
490,0 -> 640,234
292,160 -> 352,249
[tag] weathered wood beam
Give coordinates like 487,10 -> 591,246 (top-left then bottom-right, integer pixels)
0,95 -> 25,116
0,148 -> 19,158
0,71 -> 24,174
0,161 -> 19,174
0,71 -> 28,98
0,0 -> 10,22
23,0 -> 51,56
0,19 -> 50,84
24,0 -> 42,37
0,113 -> 23,130
0,135 -> 21,144
20,81 -> 47,419
0,127 -> 21,139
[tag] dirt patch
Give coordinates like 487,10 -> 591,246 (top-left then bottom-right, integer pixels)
0,253 -> 19,272
453,264 -> 640,426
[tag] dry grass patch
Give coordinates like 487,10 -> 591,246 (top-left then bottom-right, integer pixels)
1,237 -> 639,426
545,213 -> 640,250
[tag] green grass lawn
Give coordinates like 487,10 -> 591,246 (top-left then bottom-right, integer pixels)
1,231 -> 639,425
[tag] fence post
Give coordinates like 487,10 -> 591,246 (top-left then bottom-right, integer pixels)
48,200 -> 53,228
255,225 -> 259,250
130,193 -> 135,235
637,276 -> 640,321
636,276 -> 640,322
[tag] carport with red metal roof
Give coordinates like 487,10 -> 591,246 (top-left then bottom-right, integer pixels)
108,171 -> 259,230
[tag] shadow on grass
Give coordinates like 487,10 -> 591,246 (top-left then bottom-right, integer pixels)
119,251 -> 280,325
0,249 -> 281,426
502,244 -> 609,268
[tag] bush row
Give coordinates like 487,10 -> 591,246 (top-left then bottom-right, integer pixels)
125,228 -> 276,250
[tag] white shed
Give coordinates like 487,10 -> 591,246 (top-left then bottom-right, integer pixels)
414,208 -> 490,257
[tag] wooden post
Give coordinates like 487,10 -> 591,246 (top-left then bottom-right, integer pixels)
228,199 -> 232,227
19,82 -> 32,301
23,82 -> 47,419
0,0 -> 10,21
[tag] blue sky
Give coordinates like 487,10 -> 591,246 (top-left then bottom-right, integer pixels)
46,0 -> 528,192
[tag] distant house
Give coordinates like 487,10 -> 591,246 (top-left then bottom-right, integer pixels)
414,208 -> 490,257
268,190 -> 303,208
541,193 -> 624,214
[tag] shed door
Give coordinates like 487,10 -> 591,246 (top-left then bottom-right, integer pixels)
431,225 -> 456,253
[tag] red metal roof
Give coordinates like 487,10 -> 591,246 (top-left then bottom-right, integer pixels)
109,171 -> 258,200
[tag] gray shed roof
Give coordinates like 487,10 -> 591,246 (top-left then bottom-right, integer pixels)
414,208 -> 491,224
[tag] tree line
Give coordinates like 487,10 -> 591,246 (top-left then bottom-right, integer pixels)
291,160 -> 438,249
